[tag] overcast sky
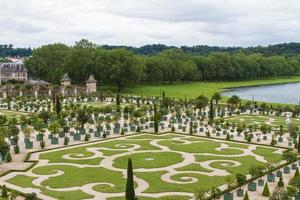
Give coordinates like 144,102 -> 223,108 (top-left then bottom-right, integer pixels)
1,0 -> 300,48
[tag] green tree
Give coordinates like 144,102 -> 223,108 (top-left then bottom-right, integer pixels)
153,104 -> 158,133
262,183 -> 270,196
194,95 -> 209,111
126,158 -> 136,200
55,96 -> 61,116
212,92 -> 222,105
243,191 -> 249,200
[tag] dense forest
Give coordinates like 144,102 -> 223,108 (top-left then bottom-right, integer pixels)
3,42 -> 300,58
102,43 -> 300,57
0,44 -> 32,57
25,39 -> 300,92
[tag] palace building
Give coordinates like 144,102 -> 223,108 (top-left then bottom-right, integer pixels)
0,57 -> 28,84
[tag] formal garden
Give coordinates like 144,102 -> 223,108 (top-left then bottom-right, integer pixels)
0,133 -> 285,200
0,92 -> 300,199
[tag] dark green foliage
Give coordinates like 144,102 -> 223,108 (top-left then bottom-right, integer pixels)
40,141 -> 45,149
6,152 -> 11,162
294,167 -> 300,177
236,173 -> 247,187
25,193 -> 37,200
154,104 -> 158,133
262,183 -> 270,196
126,159 -> 136,200
25,40 -> 300,85
208,99 -> 214,124
55,96 -> 61,116
64,137 -> 69,145
84,134 -> 89,141
226,133 -> 230,140
116,93 -> 120,106
0,44 -> 32,57
243,191 -> 249,200
14,145 -> 20,154
121,128 -> 125,135
298,133 -> 300,153
277,177 -> 284,187
1,185 -> 8,198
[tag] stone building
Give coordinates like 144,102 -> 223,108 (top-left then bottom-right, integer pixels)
60,73 -> 71,86
0,58 -> 28,84
86,75 -> 97,94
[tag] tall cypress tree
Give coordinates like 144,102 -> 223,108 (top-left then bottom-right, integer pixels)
126,158 -> 135,200
116,93 -> 120,106
55,96 -> 61,116
154,103 -> 158,133
208,98 -> 214,124
298,133 -> 300,153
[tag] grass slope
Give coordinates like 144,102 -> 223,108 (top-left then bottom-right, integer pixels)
125,76 -> 300,99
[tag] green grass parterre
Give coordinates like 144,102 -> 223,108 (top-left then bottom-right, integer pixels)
5,133 -> 283,199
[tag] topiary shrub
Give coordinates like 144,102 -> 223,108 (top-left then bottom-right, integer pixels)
294,167 -> 300,177
226,133 -> 230,140
277,176 -> 284,187
40,141 -> 45,149
171,126 -> 175,132
262,183 -> 270,196
243,191 -> 249,200
84,134 -> 89,141
64,137 -> 69,145
6,152 -> 12,162
14,145 -> 20,154
1,185 -> 8,198
121,128 -> 125,135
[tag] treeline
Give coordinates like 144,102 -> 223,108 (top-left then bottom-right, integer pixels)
25,39 -> 300,90
102,42 -> 300,57
0,44 -> 32,57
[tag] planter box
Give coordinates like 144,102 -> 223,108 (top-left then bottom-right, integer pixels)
278,137 -> 283,143
130,126 -> 136,132
276,170 -> 282,177
51,137 -> 59,145
216,132 -> 221,136
292,163 -> 297,170
247,182 -> 257,191
284,166 -> 291,174
79,129 -> 86,135
149,123 -> 154,128
257,138 -> 261,142
236,189 -> 244,197
258,179 -> 264,187
59,132 -> 65,138
25,141 -> 33,149
89,129 -> 94,134
267,173 -> 275,182
223,192 -> 233,200
36,134 -> 44,142
114,128 -> 120,134
263,135 -> 267,140
70,131 -> 74,136
73,133 -> 81,141
94,131 -> 101,137
48,134 -> 54,139
105,131 -> 111,135
199,128 -> 204,132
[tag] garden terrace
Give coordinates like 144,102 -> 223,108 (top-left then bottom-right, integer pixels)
0,133 -> 285,200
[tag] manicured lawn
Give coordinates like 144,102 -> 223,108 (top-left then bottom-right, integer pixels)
225,114 -> 300,129
4,133 -> 283,199
124,76 -> 300,100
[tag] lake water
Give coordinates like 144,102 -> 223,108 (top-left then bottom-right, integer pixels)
221,82 -> 300,104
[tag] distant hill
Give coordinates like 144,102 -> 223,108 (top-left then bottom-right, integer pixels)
3,42 -> 300,57
101,42 -> 300,57
0,44 -> 32,57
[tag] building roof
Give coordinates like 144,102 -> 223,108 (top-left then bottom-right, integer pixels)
0,63 -> 28,73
